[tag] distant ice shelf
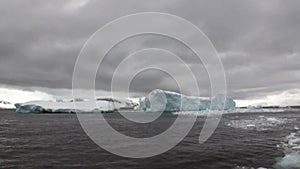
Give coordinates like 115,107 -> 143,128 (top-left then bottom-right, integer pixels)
15,98 -> 136,113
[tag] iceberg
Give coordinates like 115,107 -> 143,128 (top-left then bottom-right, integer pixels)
136,89 -> 236,112
211,94 -> 236,110
275,130 -> 300,169
275,152 -> 300,169
15,98 -> 136,113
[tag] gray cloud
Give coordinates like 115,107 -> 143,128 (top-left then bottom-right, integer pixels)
0,0 -> 300,100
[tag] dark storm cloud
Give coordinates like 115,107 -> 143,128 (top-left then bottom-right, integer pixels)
0,0 -> 300,99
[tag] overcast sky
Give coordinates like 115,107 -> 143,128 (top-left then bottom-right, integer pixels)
0,0 -> 300,106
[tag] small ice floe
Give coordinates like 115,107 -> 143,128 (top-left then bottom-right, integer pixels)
246,124 -> 256,128
266,117 -> 281,123
227,116 -> 290,131
275,131 -> 300,169
294,126 -> 299,130
275,152 -> 300,169
233,166 -> 267,169
172,111 -> 201,116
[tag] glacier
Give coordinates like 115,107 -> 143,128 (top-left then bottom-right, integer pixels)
15,98 -> 136,113
136,89 -> 236,112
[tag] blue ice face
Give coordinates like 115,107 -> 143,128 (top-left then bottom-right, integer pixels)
136,89 -> 236,112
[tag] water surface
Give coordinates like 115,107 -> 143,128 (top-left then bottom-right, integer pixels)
0,110 -> 299,169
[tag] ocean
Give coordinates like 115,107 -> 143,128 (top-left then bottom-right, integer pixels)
0,109 -> 299,169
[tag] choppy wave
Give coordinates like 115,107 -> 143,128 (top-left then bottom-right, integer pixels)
172,108 -> 289,116
226,116 -> 293,131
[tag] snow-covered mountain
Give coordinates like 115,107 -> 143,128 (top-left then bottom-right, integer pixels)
0,100 -> 15,109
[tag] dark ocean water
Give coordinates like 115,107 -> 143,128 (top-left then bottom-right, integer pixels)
0,109 -> 299,169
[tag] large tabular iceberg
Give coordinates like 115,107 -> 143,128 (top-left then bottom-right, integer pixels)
136,89 -> 236,112
15,98 -> 136,113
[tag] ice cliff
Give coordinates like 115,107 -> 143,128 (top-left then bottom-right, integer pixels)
136,89 -> 236,112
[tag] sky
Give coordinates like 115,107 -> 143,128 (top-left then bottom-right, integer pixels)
0,0 -> 300,106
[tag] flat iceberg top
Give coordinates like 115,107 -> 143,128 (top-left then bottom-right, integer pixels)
15,98 -> 136,113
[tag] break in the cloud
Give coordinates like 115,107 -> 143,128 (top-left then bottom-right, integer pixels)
0,87 -> 54,103
0,0 -> 299,105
